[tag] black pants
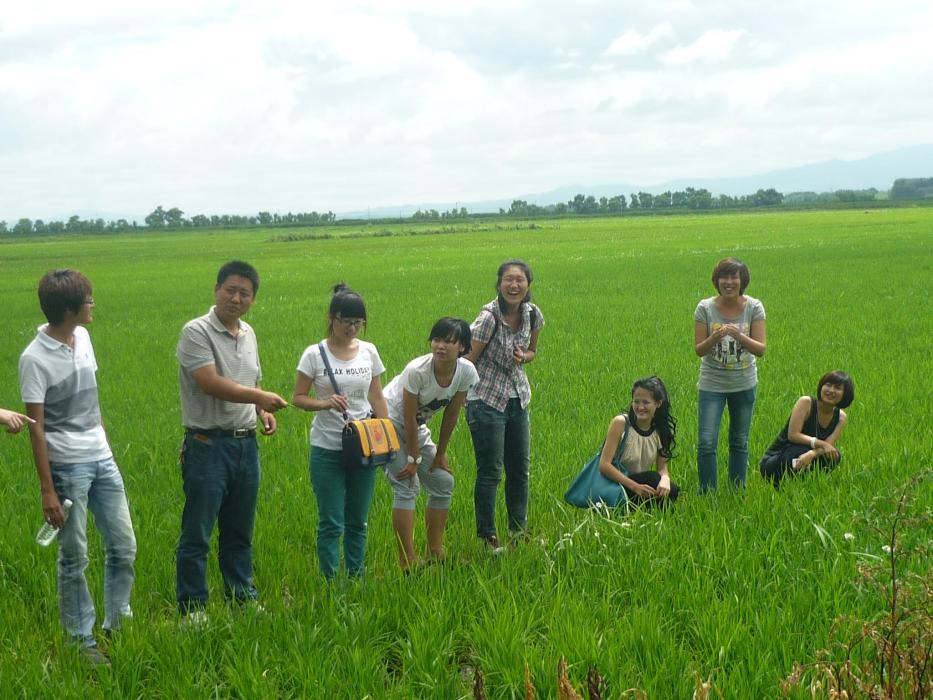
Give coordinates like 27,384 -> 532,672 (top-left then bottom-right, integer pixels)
623,471 -> 680,507
759,451 -> 842,487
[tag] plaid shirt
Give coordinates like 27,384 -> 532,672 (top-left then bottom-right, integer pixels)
468,300 -> 544,411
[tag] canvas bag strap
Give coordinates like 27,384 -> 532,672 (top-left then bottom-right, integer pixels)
610,418 -> 632,473
318,342 -> 349,423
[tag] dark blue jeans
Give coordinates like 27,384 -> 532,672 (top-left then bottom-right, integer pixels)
467,398 -> 530,538
176,432 -> 260,611
697,387 -> 757,492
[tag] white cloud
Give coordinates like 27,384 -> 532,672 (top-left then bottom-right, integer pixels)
2,2 -> 933,220
662,29 -> 743,65
605,22 -> 674,56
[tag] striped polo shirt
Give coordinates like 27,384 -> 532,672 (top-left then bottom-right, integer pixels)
177,306 -> 261,430
19,325 -> 112,464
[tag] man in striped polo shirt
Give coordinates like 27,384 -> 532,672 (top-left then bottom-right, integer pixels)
20,269 -> 136,665
175,260 -> 287,622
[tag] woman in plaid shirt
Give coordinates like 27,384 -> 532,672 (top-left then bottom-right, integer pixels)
464,260 -> 544,552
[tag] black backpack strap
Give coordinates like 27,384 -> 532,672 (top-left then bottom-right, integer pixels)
529,303 -> 540,331
475,308 -> 499,362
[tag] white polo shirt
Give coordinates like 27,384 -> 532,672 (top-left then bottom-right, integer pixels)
19,325 -> 112,464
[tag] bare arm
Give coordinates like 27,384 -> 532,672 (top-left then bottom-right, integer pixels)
0,407 -> 34,433
797,414 -> 847,469
433,390 -> 467,472
597,415 -> 657,499
25,404 -> 66,528
292,370 -> 348,413
464,339 -> 486,366
514,326 -> 541,365
786,396 -> 816,446
725,318 -> 766,357
368,374 -> 388,420
191,364 -> 287,413
694,320 -> 723,357
654,454 -> 672,498
396,389 -> 421,479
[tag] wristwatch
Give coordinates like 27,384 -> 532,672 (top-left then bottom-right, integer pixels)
406,455 -> 423,465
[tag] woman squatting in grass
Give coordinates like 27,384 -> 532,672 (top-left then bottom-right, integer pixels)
759,370 -> 854,487
597,376 -> 680,506
292,284 -> 389,580
694,257 -> 767,492
465,259 -> 544,552
382,318 -> 479,571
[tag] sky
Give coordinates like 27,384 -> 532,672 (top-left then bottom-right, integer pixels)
2,0 -> 932,222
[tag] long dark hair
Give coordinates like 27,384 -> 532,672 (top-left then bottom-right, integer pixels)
496,259 -> 532,306
627,375 -> 677,457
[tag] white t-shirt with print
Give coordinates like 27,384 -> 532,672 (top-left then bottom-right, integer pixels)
297,340 -> 385,450
384,354 -> 479,428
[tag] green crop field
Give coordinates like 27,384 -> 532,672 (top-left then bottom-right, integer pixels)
0,209 -> 930,698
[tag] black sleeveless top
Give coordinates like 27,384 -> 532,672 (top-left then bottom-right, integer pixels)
765,396 -> 840,454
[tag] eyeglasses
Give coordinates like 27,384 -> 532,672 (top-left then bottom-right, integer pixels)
336,317 -> 365,328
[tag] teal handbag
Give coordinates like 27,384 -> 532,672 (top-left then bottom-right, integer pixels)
564,420 -> 630,508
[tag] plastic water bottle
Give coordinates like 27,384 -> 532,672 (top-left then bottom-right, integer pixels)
36,498 -> 73,546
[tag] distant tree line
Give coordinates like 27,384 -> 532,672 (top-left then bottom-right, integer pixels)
412,207 -> 469,220
0,215 -> 138,236
2,178 -> 931,235
142,206 -> 336,228
0,206 -> 336,236
889,178 -> 933,200
502,187 -> 784,217
784,188 -> 882,204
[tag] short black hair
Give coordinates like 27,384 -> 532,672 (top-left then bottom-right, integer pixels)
428,317 -> 472,356
711,257 -> 750,294
818,370 -> 855,409
217,260 -> 259,295
38,269 -> 92,324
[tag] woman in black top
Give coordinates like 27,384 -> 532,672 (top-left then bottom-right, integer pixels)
760,370 -> 854,486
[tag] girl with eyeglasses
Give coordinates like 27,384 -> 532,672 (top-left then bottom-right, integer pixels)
292,283 -> 388,580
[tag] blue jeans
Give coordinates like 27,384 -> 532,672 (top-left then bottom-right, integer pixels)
466,398 -> 530,538
176,432 -> 260,611
309,446 -> 377,580
697,387 -> 757,492
50,457 -> 136,647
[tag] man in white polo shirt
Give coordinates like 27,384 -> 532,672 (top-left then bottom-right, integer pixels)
175,260 -> 287,622
19,269 -> 136,666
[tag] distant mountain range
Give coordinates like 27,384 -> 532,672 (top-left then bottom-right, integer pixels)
338,143 -> 933,219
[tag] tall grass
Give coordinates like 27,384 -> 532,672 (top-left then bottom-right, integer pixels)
0,209 -> 930,697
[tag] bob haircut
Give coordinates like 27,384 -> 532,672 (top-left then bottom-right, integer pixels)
217,260 -> 260,295
817,370 -> 855,409
38,269 -> 93,325
328,283 -> 367,331
711,257 -> 750,294
428,317 -> 472,356
496,259 -> 534,312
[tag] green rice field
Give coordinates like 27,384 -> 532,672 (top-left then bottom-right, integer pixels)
0,209 -> 931,698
